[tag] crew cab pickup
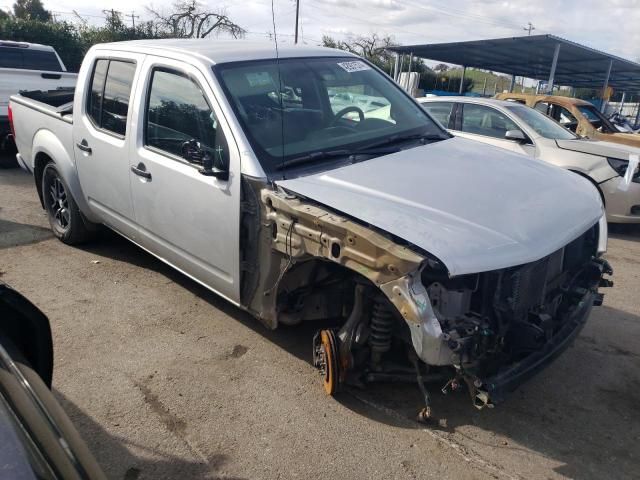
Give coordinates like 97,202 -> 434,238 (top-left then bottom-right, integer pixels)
1,41 -> 77,165
10,40 -> 612,416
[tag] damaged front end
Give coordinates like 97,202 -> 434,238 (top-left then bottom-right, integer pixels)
241,181 -> 612,416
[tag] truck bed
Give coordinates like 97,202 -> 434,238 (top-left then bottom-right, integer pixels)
10,89 -> 75,172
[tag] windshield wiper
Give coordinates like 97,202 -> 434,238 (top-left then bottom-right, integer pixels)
360,132 -> 449,151
276,149 -> 352,170
275,132 -> 449,171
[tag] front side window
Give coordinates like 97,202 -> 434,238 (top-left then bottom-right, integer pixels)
145,68 -> 228,167
421,102 -> 454,127
214,57 -> 445,174
86,59 -> 136,136
460,103 -> 519,139
505,105 -> 577,140
551,105 -> 578,131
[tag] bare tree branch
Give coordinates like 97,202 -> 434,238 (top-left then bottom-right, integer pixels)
146,0 -> 245,38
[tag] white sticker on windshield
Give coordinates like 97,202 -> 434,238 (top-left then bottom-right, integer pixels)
246,71 -> 274,88
337,61 -> 371,73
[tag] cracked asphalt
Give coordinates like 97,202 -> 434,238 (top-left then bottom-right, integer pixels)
1,165 -> 639,479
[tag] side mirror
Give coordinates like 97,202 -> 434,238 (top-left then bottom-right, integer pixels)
505,129 -> 527,143
181,139 -> 228,180
199,152 -> 229,180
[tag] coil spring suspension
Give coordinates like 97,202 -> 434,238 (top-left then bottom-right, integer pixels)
369,296 -> 394,354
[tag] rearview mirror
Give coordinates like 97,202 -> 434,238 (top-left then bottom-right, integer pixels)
505,129 -> 527,143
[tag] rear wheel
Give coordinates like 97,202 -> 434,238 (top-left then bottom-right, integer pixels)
42,162 -> 94,244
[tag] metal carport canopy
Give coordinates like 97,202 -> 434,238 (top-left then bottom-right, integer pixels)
388,34 -> 640,91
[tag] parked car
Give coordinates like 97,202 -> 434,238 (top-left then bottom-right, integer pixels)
0,282 -> 106,479
418,96 -> 640,223
495,93 -> 640,149
0,40 -> 77,167
10,40 -> 612,416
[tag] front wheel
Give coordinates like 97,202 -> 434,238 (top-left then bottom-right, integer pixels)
42,162 -> 94,245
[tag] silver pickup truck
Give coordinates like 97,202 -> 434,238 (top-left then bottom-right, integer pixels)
10,39 -> 612,417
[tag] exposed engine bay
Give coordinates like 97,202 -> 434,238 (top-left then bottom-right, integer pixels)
239,179 -> 612,419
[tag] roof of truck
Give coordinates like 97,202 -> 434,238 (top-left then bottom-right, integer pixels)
0,40 -> 56,51
95,39 -> 355,64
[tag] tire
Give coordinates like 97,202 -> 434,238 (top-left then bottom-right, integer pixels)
41,162 -> 94,245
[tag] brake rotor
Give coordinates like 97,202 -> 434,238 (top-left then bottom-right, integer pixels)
319,329 -> 340,395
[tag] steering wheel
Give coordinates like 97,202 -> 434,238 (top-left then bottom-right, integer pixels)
331,106 -> 365,126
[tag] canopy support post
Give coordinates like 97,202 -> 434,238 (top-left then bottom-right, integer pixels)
459,66 -> 466,94
619,91 -> 626,114
635,93 -> 640,128
509,74 -> 516,93
601,59 -> 613,113
393,53 -> 399,81
547,42 -> 561,93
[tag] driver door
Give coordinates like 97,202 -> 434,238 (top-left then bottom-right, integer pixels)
128,56 -> 241,303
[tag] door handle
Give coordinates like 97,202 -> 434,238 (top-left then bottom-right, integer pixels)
76,140 -> 92,154
131,163 -> 152,180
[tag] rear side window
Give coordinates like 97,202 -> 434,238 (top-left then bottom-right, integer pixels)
86,59 -> 136,136
0,47 -> 62,71
144,68 -> 228,166
422,102 -> 454,127
87,59 -> 108,127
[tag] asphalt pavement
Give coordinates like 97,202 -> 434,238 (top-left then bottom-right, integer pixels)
1,166 -> 638,480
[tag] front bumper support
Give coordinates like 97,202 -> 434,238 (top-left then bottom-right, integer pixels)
479,290 -> 595,405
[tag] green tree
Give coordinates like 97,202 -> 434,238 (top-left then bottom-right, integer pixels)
13,0 -> 50,21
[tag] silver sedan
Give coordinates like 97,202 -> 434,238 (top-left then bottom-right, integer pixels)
418,96 -> 640,223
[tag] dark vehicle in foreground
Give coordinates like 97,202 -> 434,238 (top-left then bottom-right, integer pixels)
10,40 -> 612,417
0,283 -> 106,479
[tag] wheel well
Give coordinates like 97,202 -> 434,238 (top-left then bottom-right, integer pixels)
275,259 -> 372,326
34,152 -> 53,209
569,169 -> 606,207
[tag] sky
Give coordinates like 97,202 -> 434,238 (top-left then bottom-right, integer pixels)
5,0 -> 640,62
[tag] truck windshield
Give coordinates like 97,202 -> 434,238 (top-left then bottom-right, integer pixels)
214,57 -> 445,173
505,104 -> 578,140
576,105 -> 617,133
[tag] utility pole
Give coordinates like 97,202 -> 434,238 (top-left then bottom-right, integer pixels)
294,0 -> 300,44
523,22 -> 535,36
127,11 -> 139,29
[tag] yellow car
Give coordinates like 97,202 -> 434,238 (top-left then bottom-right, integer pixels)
495,93 -> 640,148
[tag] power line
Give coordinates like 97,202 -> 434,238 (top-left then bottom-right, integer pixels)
402,1 -> 524,31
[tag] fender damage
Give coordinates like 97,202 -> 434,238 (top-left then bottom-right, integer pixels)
240,179 -> 612,413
